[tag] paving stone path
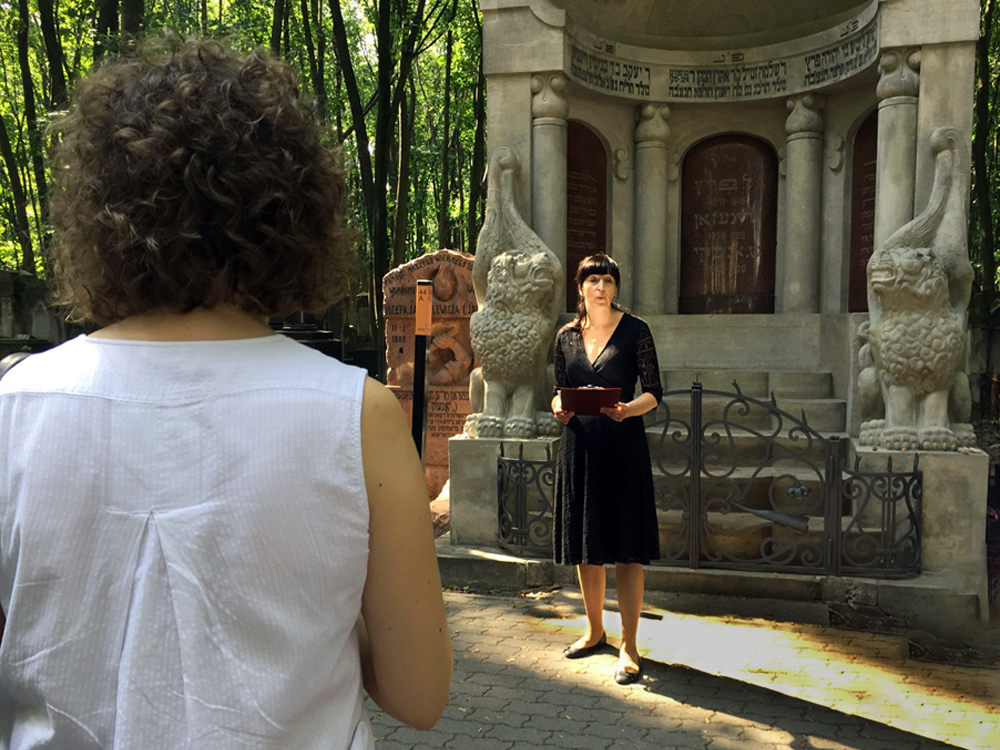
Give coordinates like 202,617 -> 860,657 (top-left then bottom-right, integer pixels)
368,590 -> 997,749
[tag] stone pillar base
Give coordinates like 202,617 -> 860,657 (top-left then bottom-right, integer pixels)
851,443 -> 990,621
448,436 -> 560,548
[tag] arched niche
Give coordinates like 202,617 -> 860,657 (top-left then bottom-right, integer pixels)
847,109 -> 878,312
566,120 -> 609,311
679,134 -> 778,314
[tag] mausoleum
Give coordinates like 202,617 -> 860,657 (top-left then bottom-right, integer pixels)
448,0 -> 991,636
480,0 -> 978,422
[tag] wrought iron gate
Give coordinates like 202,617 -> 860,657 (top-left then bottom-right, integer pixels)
651,383 -> 921,577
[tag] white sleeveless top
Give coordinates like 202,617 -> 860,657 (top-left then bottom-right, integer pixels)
0,334 -> 373,749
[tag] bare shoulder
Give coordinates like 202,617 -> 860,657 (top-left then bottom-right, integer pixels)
360,377 -> 414,485
362,377 -> 405,423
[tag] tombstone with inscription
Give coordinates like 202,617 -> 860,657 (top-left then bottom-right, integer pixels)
383,249 -> 478,500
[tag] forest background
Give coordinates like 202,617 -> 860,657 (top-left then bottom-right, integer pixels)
0,0 -> 485,377
3,0 -> 1000,385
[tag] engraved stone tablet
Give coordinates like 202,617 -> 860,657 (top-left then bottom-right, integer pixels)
679,135 -> 778,314
848,111 -> 878,312
566,121 -> 608,310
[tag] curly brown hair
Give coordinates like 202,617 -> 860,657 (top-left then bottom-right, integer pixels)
48,35 -> 353,325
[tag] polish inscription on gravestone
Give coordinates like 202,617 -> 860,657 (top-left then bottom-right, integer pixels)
383,250 -> 478,499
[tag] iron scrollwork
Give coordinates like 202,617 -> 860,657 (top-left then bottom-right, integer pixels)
649,382 -> 921,578
497,442 -> 555,556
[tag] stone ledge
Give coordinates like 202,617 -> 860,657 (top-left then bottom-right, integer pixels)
436,540 -> 998,646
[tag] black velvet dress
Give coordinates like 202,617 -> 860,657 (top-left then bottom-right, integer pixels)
553,313 -> 663,565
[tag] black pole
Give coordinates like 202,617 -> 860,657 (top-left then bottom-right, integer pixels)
411,279 -> 432,460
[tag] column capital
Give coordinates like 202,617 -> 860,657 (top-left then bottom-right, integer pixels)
634,103 -> 671,144
785,93 -> 825,136
530,73 -> 568,119
877,47 -> 921,100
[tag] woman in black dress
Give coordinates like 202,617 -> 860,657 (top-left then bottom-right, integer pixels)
551,254 -> 662,685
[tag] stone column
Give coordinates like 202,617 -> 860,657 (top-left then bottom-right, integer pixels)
531,73 -> 568,294
633,103 -> 671,314
782,93 -> 825,314
873,48 -> 920,254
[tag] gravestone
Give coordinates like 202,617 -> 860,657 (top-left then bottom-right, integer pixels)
679,134 -> 778,314
383,250 -> 478,499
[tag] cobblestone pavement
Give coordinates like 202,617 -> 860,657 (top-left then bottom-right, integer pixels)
368,590 -> 998,749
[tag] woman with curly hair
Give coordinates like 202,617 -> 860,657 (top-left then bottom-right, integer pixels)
0,36 -> 451,748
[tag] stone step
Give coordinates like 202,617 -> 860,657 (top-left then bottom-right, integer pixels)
649,392 -> 846,434
770,397 -> 847,432
768,370 -> 834,399
646,424 -> 840,464
651,468 -> 827,517
651,393 -> 775,428
662,369 -> 835,398
436,543 -> 994,646
663,369 -> 769,397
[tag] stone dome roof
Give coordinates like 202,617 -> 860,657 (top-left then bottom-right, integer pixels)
548,0 -> 874,51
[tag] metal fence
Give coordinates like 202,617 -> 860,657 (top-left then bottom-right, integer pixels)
497,441 -> 555,557
494,383 -> 922,578
651,383 -> 921,578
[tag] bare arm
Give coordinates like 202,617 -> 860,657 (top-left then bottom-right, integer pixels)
599,391 -> 658,421
360,377 -> 452,730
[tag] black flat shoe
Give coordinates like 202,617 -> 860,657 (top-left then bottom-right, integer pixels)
563,631 -> 607,659
614,660 -> 642,685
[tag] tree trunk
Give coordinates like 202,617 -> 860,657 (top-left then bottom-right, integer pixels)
393,79 -> 416,267
36,0 -> 68,108
300,0 -> 321,114
466,7 -> 487,257
314,0 -> 326,122
120,0 -> 144,37
94,0 -> 119,60
436,29 -> 453,250
329,0 -> 382,369
975,0 -> 997,373
368,0 -> 395,377
270,0 -> 285,58
16,0 -> 47,273
283,0 -> 291,59
0,116 -> 35,274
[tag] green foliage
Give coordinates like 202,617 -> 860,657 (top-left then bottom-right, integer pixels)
971,0 -> 1000,326
0,0 -> 487,289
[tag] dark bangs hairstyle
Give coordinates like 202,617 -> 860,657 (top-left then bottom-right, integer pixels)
574,253 -> 623,324
47,35 -> 354,326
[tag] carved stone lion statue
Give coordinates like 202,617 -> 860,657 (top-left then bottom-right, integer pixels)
858,127 -> 975,451
468,250 -> 560,437
464,147 -> 563,439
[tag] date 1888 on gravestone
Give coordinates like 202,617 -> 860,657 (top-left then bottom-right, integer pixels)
383,250 -> 479,500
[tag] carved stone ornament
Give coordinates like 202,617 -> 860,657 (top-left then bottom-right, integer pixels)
876,47 -> 921,100
785,93 -> 825,135
465,147 -> 564,439
858,127 -> 975,451
530,73 -> 569,120
634,103 -> 671,144
613,147 -> 632,181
